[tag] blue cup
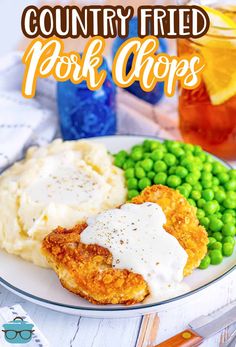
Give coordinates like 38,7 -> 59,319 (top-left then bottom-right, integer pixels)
112,17 -> 168,105
57,58 -> 117,140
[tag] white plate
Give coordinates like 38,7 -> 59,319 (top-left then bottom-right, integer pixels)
0,135 -> 235,318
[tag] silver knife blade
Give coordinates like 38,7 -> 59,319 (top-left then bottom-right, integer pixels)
189,301 -> 236,339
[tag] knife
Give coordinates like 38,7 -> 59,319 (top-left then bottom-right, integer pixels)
155,301 -> 236,346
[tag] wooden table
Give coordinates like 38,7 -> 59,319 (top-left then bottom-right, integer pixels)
0,271 -> 235,347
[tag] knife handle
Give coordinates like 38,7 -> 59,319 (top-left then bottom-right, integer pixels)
155,329 -> 203,347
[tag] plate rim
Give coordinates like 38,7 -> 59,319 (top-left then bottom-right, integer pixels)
0,134 -> 235,312
0,262 -> 235,312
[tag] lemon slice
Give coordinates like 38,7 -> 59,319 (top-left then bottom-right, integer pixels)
203,5 -> 236,28
192,6 -> 236,105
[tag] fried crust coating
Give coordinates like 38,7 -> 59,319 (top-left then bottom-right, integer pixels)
42,185 -> 208,305
42,223 -> 149,305
132,185 -> 208,276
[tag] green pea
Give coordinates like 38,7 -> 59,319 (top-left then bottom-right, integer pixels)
154,172 -> 167,185
167,175 -> 182,188
212,232 -> 223,242
212,177 -> 220,186
215,212 -> 222,219
218,172 -> 229,184
156,143 -> 167,153
199,255 -> 211,269
206,154 -> 215,163
150,150 -> 164,161
131,149 -> 143,161
132,145 -> 143,152
185,173 -> 199,185
177,186 -> 190,198
197,198 -> 206,208
184,144 -> 195,152
143,153 -> 151,159
125,168 -> 135,179
138,178 -> 151,190
186,162 -> 199,172
198,152 -> 206,162
197,208 -> 205,219
202,189 -> 214,201
214,190 -> 226,203
194,145 -> 202,155
175,166 -> 188,179
114,156 -> 125,168
163,153 -> 177,167
224,209 -> 236,216
147,171 -> 155,180
169,166 -> 177,175
193,183 -> 203,191
229,169 -> 236,179
203,163 -> 212,172
209,249 -> 223,265
153,161 -> 167,173
123,159 -> 135,170
180,157 -> 191,167
204,200 -> 219,215
143,139 -> 152,151
182,183 -> 192,192
224,179 -> 236,191
222,213 -> 235,224
222,224 -> 236,237
135,167 -> 146,179
228,190 -> 236,198
164,139 -> 173,148
201,180 -> 213,189
128,189 -> 139,200
188,198 -> 196,207
222,236 -> 235,245
223,198 -> 236,209
208,236 -> 217,247
150,142 -> 159,151
222,243 -> 234,257
192,170 -> 201,180
141,158 -> 153,172
212,162 -> 226,175
116,150 -> 128,158
201,172 -> 213,181
191,190 -> 202,201
171,147 -> 185,157
213,186 -> 220,192
209,217 -> 223,232
127,178 -> 138,190
211,241 -> 223,250
200,217 -> 210,228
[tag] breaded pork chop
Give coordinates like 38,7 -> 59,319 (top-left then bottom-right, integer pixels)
132,185 -> 208,276
42,224 -> 149,305
42,185 -> 208,305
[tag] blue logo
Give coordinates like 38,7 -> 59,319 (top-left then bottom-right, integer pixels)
2,316 -> 34,344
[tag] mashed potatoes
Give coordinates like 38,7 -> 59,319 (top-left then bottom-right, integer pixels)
0,139 -> 127,267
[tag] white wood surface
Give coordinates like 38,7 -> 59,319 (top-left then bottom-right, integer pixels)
0,271 -> 235,347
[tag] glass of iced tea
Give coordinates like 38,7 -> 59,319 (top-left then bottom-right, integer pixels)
178,1 -> 236,160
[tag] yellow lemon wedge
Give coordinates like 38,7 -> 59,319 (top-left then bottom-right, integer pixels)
203,6 -> 236,30
192,6 -> 236,105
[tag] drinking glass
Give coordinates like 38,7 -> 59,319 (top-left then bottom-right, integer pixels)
177,1 -> 236,160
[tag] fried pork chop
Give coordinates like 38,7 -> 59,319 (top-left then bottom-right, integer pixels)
42,185 -> 208,305
42,223 -> 149,305
132,185 -> 208,276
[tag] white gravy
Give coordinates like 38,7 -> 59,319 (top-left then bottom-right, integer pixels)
80,203 -> 188,300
